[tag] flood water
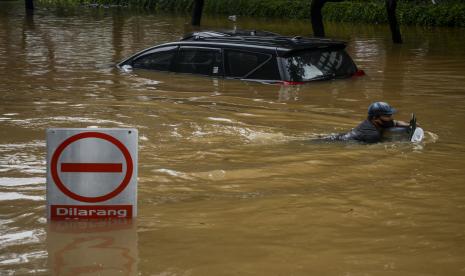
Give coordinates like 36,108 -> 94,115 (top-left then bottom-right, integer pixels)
1,2 -> 465,275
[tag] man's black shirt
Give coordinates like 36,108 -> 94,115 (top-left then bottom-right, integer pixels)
331,119 -> 382,143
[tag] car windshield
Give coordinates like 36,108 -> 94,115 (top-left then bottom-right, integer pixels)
282,49 -> 357,82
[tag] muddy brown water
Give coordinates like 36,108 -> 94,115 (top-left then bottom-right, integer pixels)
1,2 -> 465,275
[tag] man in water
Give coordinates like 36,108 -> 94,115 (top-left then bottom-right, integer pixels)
329,102 -> 409,143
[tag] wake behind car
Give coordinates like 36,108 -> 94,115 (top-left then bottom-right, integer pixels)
117,30 -> 364,84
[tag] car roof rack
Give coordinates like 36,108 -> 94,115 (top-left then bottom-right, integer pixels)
181,29 -> 345,47
181,29 -> 281,40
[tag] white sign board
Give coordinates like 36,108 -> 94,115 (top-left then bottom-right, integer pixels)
46,128 -> 138,220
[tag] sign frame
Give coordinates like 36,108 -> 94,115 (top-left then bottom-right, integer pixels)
46,128 -> 138,220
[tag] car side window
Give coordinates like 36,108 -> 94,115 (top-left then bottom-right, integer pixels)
132,46 -> 178,71
247,57 -> 281,80
175,48 -> 222,76
224,50 -> 271,78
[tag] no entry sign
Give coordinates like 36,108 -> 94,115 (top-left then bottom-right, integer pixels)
46,128 -> 138,220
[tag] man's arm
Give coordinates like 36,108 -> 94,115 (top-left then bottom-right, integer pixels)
394,120 -> 409,127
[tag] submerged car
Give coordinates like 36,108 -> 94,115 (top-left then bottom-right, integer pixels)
117,30 -> 364,84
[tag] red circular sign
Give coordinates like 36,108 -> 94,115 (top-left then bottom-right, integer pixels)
51,132 -> 133,203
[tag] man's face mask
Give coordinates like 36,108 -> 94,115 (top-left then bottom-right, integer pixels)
379,116 -> 394,128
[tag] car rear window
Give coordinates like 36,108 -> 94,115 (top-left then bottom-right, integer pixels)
132,46 -> 177,71
282,49 -> 357,82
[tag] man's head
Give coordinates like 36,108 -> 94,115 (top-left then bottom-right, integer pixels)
368,102 -> 396,128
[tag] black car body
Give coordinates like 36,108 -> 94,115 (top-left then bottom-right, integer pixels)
117,30 -> 362,84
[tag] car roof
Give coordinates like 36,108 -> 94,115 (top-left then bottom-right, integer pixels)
180,30 -> 348,55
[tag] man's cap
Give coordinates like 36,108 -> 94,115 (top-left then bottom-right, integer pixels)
368,102 -> 397,116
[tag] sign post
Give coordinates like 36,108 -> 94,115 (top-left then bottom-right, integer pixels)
46,128 -> 138,220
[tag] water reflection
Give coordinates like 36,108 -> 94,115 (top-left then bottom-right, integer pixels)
47,219 -> 138,276
278,84 -> 301,102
